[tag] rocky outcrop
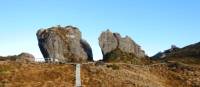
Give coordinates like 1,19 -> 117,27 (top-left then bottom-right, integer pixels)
152,45 -> 180,59
152,42 -> 200,65
99,30 -> 145,62
16,53 -> 35,62
36,25 -> 93,62
153,42 -> 200,59
0,53 -> 35,62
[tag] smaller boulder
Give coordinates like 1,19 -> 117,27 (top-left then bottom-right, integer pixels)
0,53 -> 35,63
16,53 -> 35,62
99,30 -> 146,64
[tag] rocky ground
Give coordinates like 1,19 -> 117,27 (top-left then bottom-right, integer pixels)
0,61 -> 199,87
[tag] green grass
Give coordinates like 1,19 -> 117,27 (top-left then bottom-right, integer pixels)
103,48 -> 145,64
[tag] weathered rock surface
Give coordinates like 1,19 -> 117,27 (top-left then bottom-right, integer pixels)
99,30 -> 145,62
36,25 -> 93,62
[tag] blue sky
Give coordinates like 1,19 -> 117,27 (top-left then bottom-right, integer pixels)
0,0 -> 200,60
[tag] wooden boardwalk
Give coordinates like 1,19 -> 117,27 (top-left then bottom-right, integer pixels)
75,64 -> 81,87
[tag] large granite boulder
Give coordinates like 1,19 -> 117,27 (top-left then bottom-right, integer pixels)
36,25 -> 93,62
99,30 -> 145,63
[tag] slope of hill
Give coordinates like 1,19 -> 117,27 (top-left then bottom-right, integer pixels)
0,62 -> 75,87
152,42 -> 200,65
0,61 -> 199,87
1,42 -> 200,87
171,42 -> 200,57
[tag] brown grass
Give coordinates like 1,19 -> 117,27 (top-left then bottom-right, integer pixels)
0,62 -> 75,87
0,61 -> 199,87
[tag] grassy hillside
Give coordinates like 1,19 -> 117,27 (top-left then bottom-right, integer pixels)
0,61 -> 199,87
0,62 -> 75,87
103,49 -> 149,65
1,42 -> 200,87
152,42 -> 200,65
168,42 -> 200,58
